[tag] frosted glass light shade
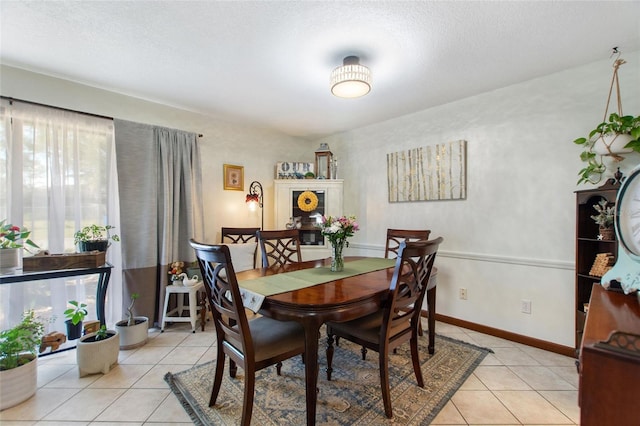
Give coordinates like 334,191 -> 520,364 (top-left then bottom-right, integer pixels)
330,56 -> 371,98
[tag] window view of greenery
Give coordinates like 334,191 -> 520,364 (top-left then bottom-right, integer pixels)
0,101 -> 116,339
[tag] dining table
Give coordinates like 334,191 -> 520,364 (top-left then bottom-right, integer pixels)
235,256 -> 438,426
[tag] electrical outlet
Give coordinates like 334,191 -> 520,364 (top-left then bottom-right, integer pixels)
459,288 -> 467,300
521,299 -> 532,314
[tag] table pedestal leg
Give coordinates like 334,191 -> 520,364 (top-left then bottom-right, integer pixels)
302,319 -> 322,426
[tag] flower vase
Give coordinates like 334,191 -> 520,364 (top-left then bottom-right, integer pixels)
0,248 -> 23,275
330,240 -> 345,272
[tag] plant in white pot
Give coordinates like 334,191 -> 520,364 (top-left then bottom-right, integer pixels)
574,112 -> 640,184
64,300 -> 87,340
0,220 -> 40,275
0,310 -> 45,410
76,325 -> 119,377
115,293 -> 149,350
573,55 -> 640,185
73,224 -> 120,252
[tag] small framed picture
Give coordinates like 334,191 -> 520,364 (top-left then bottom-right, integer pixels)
223,164 -> 244,191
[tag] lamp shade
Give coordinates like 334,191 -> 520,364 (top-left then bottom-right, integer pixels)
330,56 -> 371,98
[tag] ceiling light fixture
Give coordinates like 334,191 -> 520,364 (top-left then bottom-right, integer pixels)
330,56 -> 371,98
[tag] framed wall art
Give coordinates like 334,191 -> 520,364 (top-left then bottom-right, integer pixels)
387,140 -> 467,202
223,164 -> 244,191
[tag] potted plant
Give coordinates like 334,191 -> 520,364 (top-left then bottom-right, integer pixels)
73,224 -> 120,252
64,300 -> 87,340
76,325 -> 119,377
115,293 -> 149,350
0,220 -> 40,275
591,198 -> 616,240
0,310 -> 45,410
574,113 -> 640,184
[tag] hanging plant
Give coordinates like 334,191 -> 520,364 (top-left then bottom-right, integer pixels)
573,52 -> 640,185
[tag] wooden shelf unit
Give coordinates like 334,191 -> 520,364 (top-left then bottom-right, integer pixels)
574,181 -> 620,351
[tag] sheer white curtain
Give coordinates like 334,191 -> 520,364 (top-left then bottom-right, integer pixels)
0,99 -> 122,332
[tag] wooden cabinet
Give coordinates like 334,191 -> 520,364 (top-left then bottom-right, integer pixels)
274,179 -> 343,261
575,181 -> 620,350
578,284 -> 640,426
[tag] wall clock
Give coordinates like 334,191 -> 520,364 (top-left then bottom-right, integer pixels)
602,164 -> 640,294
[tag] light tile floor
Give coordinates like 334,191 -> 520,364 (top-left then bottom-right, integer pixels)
0,320 -> 580,425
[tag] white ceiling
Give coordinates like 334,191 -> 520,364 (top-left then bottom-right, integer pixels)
1,1 -> 639,139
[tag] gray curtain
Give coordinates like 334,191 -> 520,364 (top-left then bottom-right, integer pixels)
114,119 -> 204,325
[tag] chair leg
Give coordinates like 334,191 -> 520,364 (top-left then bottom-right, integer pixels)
199,293 -> 207,332
361,346 -> 368,360
229,359 -> 238,378
326,333 -> 335,381
241,368 -> 256,426
276,361 -> 282,375
410,333 -> 424,387
379,349 -> 393,418
209,350 -> 225,406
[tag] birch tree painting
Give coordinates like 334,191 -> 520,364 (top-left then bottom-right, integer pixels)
387,140 -> 467,202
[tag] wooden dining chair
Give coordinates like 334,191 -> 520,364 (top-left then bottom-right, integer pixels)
256,229 -> 302,268
384,228 -> 431,259
189,239 -> 306,426
221,227 -> 260,244
325,237 -> 443,419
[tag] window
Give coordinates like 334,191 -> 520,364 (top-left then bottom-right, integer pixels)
0,99 -> 121,335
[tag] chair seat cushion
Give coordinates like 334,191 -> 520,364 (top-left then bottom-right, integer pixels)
248,316 -> 305,362
328,310 -> 410,344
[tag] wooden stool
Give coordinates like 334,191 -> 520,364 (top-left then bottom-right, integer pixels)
161,281 -> 204,333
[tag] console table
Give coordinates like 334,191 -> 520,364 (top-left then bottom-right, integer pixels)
0,263 -> 113,327
578,284 -> 640,426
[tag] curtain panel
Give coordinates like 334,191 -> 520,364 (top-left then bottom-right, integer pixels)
114,120 -> 203,325
0,99 -> 122,332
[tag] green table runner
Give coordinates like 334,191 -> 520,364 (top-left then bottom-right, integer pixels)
239,258 -> 396,297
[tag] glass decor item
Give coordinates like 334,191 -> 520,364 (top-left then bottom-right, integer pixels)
330,240 -> 345,272
317,215 -> 359,272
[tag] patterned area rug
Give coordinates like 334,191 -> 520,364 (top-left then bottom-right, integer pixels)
165,333 -> 491,425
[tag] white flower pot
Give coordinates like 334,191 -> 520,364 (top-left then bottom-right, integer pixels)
115,316 -> 149,350
76,329 -> 119,377
593,133 -> 634,156
0,248 -> 23,275
0,355 -> 37,410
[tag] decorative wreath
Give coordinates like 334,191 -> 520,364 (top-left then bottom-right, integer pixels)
298,191 -> 319,212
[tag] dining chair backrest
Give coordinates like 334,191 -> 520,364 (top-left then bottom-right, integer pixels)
386,237 -> 442,337
221,227 -> 260,244
189,240 -> 251,355
384,228 -> 431,259
221,227 -> 260,270
256,229 -> 302,268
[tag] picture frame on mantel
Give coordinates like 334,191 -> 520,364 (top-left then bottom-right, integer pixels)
223,164 -> 244,191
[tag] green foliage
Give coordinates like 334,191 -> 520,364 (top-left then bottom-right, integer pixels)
574,113 -> 640,185
95,325 -> 108,341
0,220 -> 40,252
64,300 -> 88,325
0,310 -> 45,370
590,198 -> 615,228
73,224 -> 120,245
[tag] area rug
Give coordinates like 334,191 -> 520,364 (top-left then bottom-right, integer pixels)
165,333 -> 491,425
